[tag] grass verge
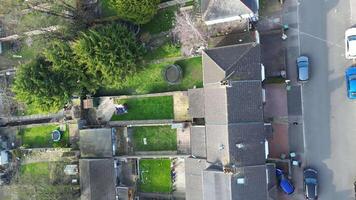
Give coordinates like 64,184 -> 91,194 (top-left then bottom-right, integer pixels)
139,159 -> 172,193
132,126 -> 177,151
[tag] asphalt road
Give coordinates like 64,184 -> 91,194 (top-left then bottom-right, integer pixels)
300,0 -> 356,199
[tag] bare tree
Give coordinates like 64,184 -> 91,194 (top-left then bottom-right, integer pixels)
172,10 -> 208,56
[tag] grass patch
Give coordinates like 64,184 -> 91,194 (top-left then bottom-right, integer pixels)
100,0 -> 118,18
98,56 -> 203,95
20,162 -> 50,176
20,124 -> 69,148
139,159 -> 172,193
132,126 -> 177,151
143,42 -> 181,62
111,96 -> 174,121
141,6 -> 178,34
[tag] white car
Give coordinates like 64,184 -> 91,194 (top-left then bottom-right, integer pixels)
345,28 -> 356,59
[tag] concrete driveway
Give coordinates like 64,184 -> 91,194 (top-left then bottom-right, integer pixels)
295,0 -> 356,199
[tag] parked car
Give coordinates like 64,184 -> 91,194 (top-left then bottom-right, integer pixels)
276,168 -> 295,195
297,56 -> 309,81
345,67 -> 356,99
304,168 -> 318,199
345,28 -> 356,59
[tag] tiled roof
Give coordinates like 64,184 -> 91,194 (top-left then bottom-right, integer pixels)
80,159 -> 116,200
202,165 -> 268,200
79,128 -> 113,158
203,43 -> 261,85
204,81 -> 264,124
201,0 -> 258,22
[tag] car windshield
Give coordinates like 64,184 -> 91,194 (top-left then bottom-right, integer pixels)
305,178 -> 317,184
299,61 -> 308,68
349,35 -> 356,41
349,74 -> 356,80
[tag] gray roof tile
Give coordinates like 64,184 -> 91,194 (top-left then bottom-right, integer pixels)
80,159 -> 116,200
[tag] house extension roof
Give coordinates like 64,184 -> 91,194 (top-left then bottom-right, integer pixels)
204,81 -> 263,124
203,43 -> 261,85
185,157 -> 209,200
205,123 -> 266,166
188,88 -> 205,118
190,126 -> 207,158
202,165 -> 268,200
79,128 -> 113,158
80,159 -> 116,200
201,0 -> 258,24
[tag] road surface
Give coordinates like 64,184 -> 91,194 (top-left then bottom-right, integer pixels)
300,0 -> 356,199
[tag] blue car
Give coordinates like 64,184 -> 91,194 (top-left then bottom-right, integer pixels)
297,56 -> 309,81
276,168 -> 295,195
345,67 -> 356,99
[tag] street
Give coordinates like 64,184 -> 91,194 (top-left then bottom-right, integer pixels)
300,0 -> 356,199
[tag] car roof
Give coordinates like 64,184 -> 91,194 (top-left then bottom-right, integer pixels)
299,65 -> 309,81
280,179 -> 294,194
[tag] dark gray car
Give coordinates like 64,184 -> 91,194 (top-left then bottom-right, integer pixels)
304,168 -> 318,199
297,56 -> 309,81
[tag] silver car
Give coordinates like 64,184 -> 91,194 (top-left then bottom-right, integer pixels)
304,168 -> 318,200
297,56 -> 309,81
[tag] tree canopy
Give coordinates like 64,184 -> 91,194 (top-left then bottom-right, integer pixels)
72,23 -> 144,85
12,24 -> 144,113
12,41 -> 98,112
108,0 -> 160,24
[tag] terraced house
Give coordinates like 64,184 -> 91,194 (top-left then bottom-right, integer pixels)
186,42 -> 276,200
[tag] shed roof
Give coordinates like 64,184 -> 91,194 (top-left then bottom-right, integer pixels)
201,0 -> 258,23
204,81 -> 263,124
202,165 -> 268,200
79,128 -> 113,158
80,159 -> 116,200
188,88 -> 205,118
203,43 -> 261,85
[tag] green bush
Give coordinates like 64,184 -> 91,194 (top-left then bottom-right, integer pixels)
108,0 -> 160,24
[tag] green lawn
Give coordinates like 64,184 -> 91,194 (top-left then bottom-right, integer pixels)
111,96 -> 174,121
139,159 -> 172,193
20,124 -> 69,148
141,6 -> 178,34
132,126 -> 177,151
98,56 -> 203,95
143,42 -> 181,62
20,162 -> 50,177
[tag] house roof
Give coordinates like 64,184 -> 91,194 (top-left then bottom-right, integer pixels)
201,0 -> 258,24
203,43 -> 261,85
79,128 -> 113,158
202,165 -> 268,200
205,123 -> 266,166
204,81 -> 264,124
188,88 -> 205,118
185,158 -> 209,200
191,126 -> 207,158
80,159 -> 116,200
